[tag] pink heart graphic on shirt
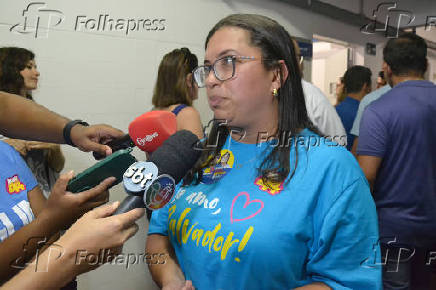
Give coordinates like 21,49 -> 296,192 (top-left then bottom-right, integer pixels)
230,191 -> 264,223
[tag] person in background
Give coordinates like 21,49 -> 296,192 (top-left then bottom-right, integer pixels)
349,83 -> 391,155
0,47 -> 65,197
147,14 -> 381,290
335,65 -> 372,150
358,32 -> 436,290
293,40 -> 347,146
376,70 -> 387,89
148,48 -> 205,220
335,76 -> 347,105
152,47 -> 204,140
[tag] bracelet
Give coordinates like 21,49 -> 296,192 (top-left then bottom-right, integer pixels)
63,120 -> 89,147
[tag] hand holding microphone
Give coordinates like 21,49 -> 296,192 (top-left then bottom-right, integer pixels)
67,111 -> 177,193
92,110 -> 177,160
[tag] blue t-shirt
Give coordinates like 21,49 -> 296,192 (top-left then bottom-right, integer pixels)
0,141 -> 38,242
336,97 -> 360,150
149,129 -> 381,289
358,80 -> 436,246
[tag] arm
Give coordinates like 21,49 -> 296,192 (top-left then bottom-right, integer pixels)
2,203 -> 145,290
294,283 -> 331,290
0,173 -> 114,283
146,234 -> 189,289
176,107 -> 204,139
357,155 -> 382,192
0,92 -> 68,143
355,105 -> 387,190
0,91 -> 124,156
351,137 -> 358,157
2,139 -> 28,156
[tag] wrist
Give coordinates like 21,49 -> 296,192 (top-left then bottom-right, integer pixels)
36,209 -> 63,236
63,120 -> 89,147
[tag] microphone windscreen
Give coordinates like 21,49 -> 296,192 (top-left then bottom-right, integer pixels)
149,130 -> 201,184
128,111 -> 177,152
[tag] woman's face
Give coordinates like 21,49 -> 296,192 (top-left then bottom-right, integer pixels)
204,27 -> 277,130
19,60 -> 40,91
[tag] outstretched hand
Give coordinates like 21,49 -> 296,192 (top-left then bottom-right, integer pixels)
70,124 -> 124,157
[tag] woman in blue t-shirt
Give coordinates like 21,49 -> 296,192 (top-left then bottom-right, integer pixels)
146,14 -> 382,290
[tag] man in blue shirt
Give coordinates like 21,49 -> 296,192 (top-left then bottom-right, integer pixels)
336,65 -> 372,150
358,33 -> 436,290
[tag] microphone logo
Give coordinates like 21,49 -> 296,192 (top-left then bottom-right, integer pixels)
123,162 -> 159,196
136,132 -> 158,146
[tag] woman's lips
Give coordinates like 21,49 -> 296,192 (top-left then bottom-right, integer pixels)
208,96 -> 223,108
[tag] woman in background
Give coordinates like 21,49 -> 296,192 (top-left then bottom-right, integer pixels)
151,47 -> 204,139
0,47 -> 65,198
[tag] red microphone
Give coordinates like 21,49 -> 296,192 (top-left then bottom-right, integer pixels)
93,111 -> 177,159
129,111 -> 177,152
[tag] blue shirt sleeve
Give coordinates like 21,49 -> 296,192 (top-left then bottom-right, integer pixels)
148,201 -> 170,236
307,177 -> 382,289
356,105 -> 387,157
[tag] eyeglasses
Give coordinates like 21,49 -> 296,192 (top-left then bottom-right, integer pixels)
192,55 -> 259,88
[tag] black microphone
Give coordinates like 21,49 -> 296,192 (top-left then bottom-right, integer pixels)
93,135 -> 134,160
114,130 -> 201,215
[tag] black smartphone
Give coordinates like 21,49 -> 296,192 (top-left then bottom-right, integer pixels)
67,148 -> 137,193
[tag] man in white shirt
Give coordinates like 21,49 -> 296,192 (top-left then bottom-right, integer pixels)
293,39 -> 347,146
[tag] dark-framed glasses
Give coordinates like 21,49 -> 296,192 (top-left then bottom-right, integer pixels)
192,55 -> 257,88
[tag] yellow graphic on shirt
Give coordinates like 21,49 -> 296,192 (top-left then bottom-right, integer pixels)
202,150 -> 235,184
6,175 -> 26,195
168,205 -> 253,262
254,177 -> 283,195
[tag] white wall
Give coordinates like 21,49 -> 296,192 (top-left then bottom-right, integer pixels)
0,1 -> 389,289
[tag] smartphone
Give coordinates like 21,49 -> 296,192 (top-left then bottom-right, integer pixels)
67,148 -> 137,193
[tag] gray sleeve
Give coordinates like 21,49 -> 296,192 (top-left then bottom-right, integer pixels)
350,98 -> 367,137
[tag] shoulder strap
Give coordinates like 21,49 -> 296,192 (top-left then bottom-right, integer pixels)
171,104 -> 188,116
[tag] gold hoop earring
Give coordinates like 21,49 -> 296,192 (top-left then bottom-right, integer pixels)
272,88 -> 278,97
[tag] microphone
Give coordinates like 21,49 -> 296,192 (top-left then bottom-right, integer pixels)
93,111 -> 177,159
68,111 -> 177,192
114,130 -> 201,215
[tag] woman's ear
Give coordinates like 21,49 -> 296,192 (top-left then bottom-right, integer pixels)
272,60 -> 289,91
186,73 -> 193,89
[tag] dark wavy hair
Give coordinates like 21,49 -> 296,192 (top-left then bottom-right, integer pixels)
343,65 -> 372,94
383,32 -> 427,76
152,47 -> 198,108
0,47 -> 35,99
184,14 -> 319,186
